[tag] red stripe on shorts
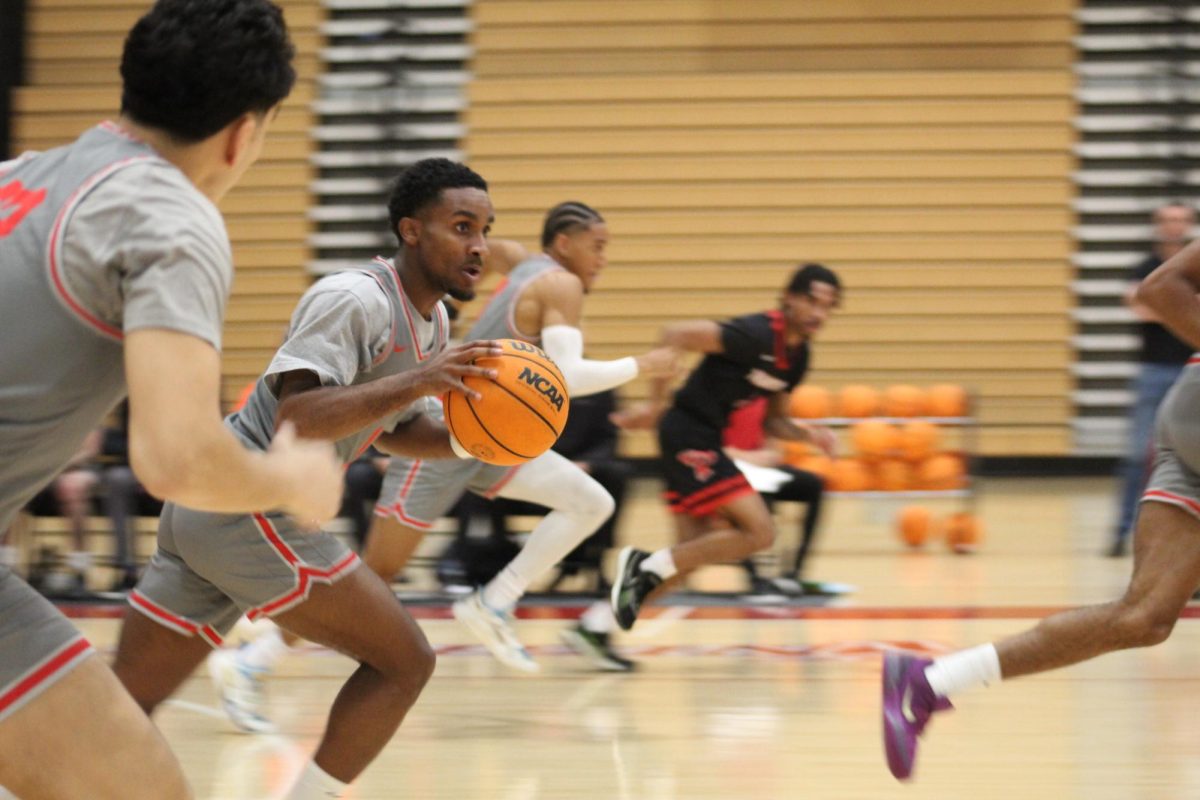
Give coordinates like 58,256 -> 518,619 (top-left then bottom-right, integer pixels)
0,637 -> 91,718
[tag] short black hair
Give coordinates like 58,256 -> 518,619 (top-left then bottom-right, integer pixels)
120,0 -> 296,143
387,158 -> 489,246
541,201 -> 604,248
787,263 -> 842,296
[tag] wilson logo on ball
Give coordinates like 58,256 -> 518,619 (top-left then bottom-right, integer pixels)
518,366 -> 565,411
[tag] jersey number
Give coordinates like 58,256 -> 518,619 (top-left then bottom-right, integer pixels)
0,179 -> 47,237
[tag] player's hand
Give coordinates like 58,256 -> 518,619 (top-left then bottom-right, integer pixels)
410,341 -> 502,400
799,424 -> 836,457
635,346 -> 681,379
610,402 -> 663,430
269,421 -> 344,529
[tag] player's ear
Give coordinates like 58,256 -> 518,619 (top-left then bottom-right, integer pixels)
398,216 -> 421,247
223,112 -> 258,167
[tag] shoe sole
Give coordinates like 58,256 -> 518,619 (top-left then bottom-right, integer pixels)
611,547 -> 637,631
559,628 -> 633,672
453,600 -> 540,674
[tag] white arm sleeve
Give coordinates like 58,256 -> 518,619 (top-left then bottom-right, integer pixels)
541,324 -> 639,397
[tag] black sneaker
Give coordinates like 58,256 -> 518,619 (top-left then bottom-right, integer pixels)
560,624 -> 636,672
611,547 -> 662,631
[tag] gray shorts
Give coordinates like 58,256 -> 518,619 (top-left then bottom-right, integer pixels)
374,455 -> 516,528
0,567 -> 94,722
1143,360 -> 1200,518
131,503 -> 359,645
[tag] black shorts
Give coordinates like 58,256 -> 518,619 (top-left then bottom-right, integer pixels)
658,408 -> 753,517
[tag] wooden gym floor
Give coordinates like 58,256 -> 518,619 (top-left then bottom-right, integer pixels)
63,476 -> 1200,799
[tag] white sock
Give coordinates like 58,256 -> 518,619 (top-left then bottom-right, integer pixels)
580,601 -> 615,634
286,760 -> 347,800
924,644 -> 1001,698
640,548 -> 677,580
239,624 -> 290,672
481,509 -> 594,610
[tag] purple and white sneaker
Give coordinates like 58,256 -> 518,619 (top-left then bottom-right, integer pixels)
881,651 -> 954,781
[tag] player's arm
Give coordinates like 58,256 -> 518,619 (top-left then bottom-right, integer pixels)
125,329 -> 344,523
1136,239 -> 1200,348
763,391 -> 835,455
275,340 -> 502,442
484,238 -> 528,276
534,271 -> 677,397
375,413 -> 457,459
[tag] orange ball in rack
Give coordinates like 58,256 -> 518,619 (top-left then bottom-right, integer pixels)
789,385 -> 831,419
927,384 -> 968,418
851,419 -> 900,461
443,339 -> 570,466
827,458 -> 872,492
898,420 -> 940,462
883,384 -> 928,418
916,454 -> 966,490
838,384 -> 879,418
875,459 -> 914,492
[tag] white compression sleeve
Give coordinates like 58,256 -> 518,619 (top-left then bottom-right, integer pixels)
540,324 -> 638,397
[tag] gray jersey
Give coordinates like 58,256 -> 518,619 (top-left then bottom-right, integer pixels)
0,122 -> 232,528
226,256 -> 449,463
465,254 -> 564,344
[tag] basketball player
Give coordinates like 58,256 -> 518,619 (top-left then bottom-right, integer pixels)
110,158 -> 500,800
0,2 -> 344,798
609,264 -> 840,630
881,236 -> 1200,781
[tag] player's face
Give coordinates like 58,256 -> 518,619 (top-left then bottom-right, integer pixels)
1155,205 -> 1194,244
784,280 -> 839,338
556,223 -> 609,293
415,187 -> 494,302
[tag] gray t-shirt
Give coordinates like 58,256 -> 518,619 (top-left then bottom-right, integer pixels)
0,123 -> 232,528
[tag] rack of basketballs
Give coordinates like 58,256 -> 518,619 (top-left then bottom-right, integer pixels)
783,383 -> 983,555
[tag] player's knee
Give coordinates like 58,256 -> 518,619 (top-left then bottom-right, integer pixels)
745,522 -> 775,554
378,628 -> 436,698
1112,600 -> 1177,648
583,488 -> 616,527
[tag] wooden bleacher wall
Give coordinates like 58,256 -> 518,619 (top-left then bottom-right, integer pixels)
465,0 -> 1079,457
12,0 -> 320,410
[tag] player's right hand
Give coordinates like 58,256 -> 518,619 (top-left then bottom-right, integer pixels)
412,340 -> 502,400
635,346 -> 681,379
270,421 -> 344,529
610,401 -> 663,431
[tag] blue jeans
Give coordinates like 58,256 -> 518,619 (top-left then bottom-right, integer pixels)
1114,361 -> 1186,541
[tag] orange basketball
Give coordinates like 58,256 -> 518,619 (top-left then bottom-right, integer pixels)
883,384 -> 928,418
789,385 -> 831,419
796,454 -> 833,481
838,384 -> 879,418
875,459 -> 914,492
851,419 -> 900,460
898,420 -> 941,462
916,454 -> 965,491
944,512 -> 983,554
782,441 -> 812,467
927,384 -> 968,418
897,505 -> 935,548
443,339 -> 570,466
827,458 -> 872,492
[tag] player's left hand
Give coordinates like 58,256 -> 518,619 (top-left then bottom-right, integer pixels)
799,423 -> 836,456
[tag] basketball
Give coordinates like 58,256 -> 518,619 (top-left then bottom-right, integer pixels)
917,454 -> 966,490
838,384 -> 879,417
883,384 -> 928,417
827,458 -> 872,492
789,385 -> 832,419
851,419 -> 900,460
443,339 -> 570,466
876,458 -> 914,492
944,512 -> 984,554
927,384 -> 968,417
897,505 -> 936,548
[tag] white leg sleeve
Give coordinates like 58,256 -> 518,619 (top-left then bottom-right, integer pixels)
479,450 -> 615,610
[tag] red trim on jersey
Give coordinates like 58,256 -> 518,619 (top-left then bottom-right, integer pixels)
1142,489 -> 1200,520
0,637 -> 92,718
375,256 -> 440,361
1188,355 -> 1200,366
248,552 -> 361,620
766,309 -> 788,370
98,121 -> 145,143
46,155 -> 154,341
128,591 -> 223,646
350,427 -> 383,462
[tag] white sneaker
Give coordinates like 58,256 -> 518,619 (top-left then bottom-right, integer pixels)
206,647 -> 276,734
451,592 -> 539,673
